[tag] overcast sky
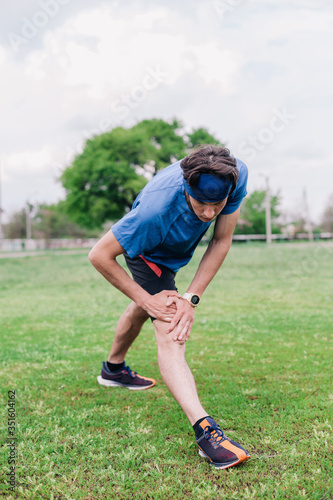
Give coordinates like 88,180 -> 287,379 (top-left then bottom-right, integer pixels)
1,0 -> 332,224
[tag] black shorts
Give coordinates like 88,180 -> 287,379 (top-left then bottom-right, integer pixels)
124,253 -> 177,320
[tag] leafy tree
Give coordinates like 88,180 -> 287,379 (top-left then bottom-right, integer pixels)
3,209 -> 27,239
61,127 -> 147,229
3,204 -> 99,239
187,127 -> 222,149
234,190 -> 281,234
33,203 -> 100,238
131,118 -> 187,174
60,118 -> 221,229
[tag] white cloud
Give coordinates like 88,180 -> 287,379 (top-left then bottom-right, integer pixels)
0,0 -> 332,225
2,146 -> 65,217
7,146 -> 54,175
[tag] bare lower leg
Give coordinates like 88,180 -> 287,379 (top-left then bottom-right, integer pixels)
154,320 -> 207,425
108,302 -> 149,364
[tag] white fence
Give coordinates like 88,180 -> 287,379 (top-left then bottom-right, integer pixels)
0,238 -> 99,252
0,233 -> 332,252
232,232 -> 333,242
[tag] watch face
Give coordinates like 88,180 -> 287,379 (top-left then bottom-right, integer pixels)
191,295 -> 200,305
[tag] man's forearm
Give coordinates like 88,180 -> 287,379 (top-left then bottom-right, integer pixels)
89,230 -> 181,322
187,237 -> 232,297
89,251 -> 151,309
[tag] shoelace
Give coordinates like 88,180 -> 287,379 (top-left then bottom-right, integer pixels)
122,366 -> 136,378
202,424 -> 227,447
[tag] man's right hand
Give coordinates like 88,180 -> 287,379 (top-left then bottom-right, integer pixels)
143,290 -> 182,322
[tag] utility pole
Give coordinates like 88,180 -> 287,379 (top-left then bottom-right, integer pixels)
303,188 -> 314,241
26,202 -> 32,240
265,176 -> 272,244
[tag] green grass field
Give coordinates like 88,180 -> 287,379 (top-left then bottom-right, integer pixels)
1,243 -> 332,500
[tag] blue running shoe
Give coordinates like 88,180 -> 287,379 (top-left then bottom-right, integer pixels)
97,362 -> 156,390
196,417 -> 250,469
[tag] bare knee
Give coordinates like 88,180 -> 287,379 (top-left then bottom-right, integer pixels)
154,320 -> 186,350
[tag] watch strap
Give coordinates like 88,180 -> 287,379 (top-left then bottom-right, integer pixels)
182,293 -> 201,307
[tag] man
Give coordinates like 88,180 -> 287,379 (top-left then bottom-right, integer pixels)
89,145 -> 250,469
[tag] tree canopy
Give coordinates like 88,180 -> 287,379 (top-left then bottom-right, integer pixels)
33,203 -> 99,238
234,189 -> 282,235
3,203 -> 99,239
60,118 -> 222,229
3,209 -> 27,239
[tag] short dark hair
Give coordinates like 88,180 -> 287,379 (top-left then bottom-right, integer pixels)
180,145 -> 239,195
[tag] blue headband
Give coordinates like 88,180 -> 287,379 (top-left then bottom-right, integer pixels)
183,174 -> 233,202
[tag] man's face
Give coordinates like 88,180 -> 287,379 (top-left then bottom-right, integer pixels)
188,195 -> 228,222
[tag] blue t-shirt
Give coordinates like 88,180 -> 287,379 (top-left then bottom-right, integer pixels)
112,159 -> 248,272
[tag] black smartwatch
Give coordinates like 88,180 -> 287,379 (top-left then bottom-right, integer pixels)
182,293 -> 201,307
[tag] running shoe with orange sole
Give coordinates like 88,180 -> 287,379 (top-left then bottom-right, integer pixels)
97,362 -> 156,390
196,417 -> 250,469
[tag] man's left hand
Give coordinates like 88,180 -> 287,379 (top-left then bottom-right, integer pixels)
165,296 -> 195,342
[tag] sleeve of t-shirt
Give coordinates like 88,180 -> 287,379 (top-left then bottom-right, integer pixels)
111,202 -> 163,258
221,159 -> 248,215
